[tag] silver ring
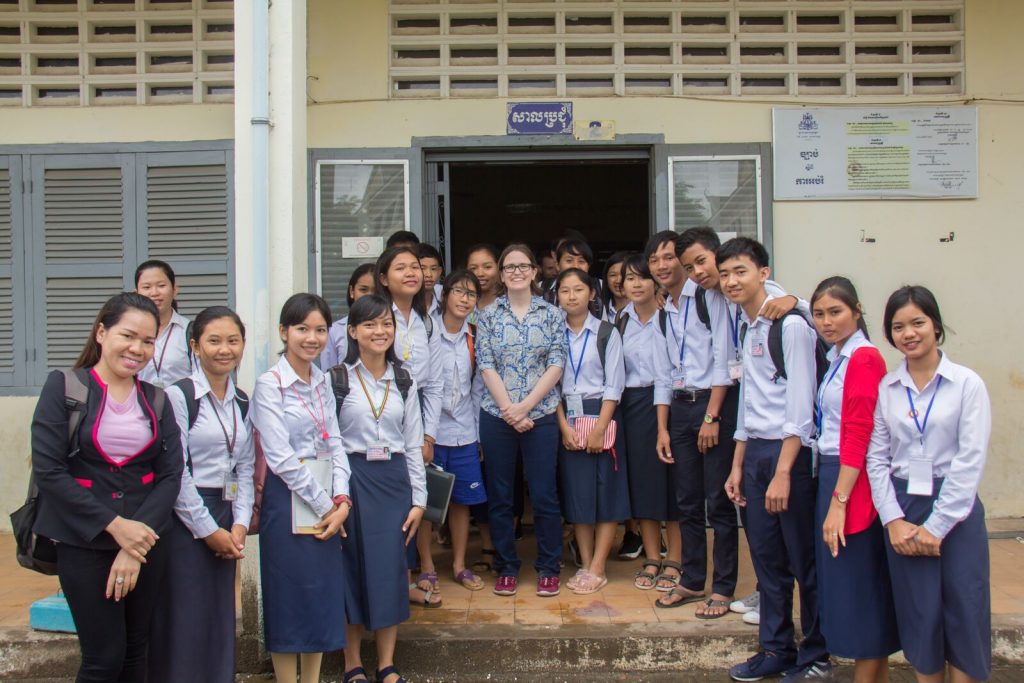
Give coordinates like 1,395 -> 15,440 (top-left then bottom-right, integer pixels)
115,576 -> 125,584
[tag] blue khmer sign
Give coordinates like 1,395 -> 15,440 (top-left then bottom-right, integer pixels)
507,102 -> 573,135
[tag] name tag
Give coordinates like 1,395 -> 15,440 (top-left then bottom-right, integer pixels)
222,472 -> 239,501
565,394 -> 584,420
750,340 -> 765,357
367,443 -> 392,462
728,359 -> 743,381
907,457 -> 933,497
672,377 -> 687,390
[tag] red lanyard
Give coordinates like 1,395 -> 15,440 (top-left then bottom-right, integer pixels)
152,323 -> 174,376
205,393 -> 237,458
290,383 -> 330,441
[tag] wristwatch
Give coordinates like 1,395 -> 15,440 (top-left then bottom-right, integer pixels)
333,494 -> 353,509
703,414 -> 721,424
832,490 -> 849,504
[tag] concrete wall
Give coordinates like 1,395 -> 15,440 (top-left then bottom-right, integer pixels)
305,0 -> 1024,517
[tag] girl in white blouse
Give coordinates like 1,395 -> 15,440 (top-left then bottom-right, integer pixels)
250,293 -> 351,683
337,294 -> 427,683
135,260 -> 192,388
866,285 -> 992,683
149,306 -> 254,683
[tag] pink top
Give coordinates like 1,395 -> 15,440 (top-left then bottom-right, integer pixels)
95,386 -> 153,464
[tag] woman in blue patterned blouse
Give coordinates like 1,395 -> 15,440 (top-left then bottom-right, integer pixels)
477,243 -> 567,598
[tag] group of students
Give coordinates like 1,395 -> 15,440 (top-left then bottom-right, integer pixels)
28,224 -> 992,683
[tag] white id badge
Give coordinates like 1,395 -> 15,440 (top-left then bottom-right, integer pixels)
565,394 -> 584,419
908,457 -> 933,497
750,335 -> 765,358
728,359 -> 743,381
222,472 -> 239,501
672,377 -> 687,390
366,442 -> 392,462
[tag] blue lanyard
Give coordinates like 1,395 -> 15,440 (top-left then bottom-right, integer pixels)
728,305 -> 740,357
676,298 -> 691,366
906,376 -> 942,446
815,357 -> 846,435
566,328 -> 591,388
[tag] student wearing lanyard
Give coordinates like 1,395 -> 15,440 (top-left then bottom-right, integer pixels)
477,243 -> 566,598
615,253 -> 681,589
717,238 -> 828,682
321,263 -> 375,370
148,307 -> 256,683
676,227 -> 806,624
250,293 -> 351,683
866,286 -> 991,683
554,269 -> 628,594
335,294 -> 427,683
135,260 -> 192,388
421,270 -> 489,592
652,229 -> 737,616
31,293 -> 183,683
808,278 -> 899,682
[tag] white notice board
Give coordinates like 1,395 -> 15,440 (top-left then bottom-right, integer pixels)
773,107 -> 978,200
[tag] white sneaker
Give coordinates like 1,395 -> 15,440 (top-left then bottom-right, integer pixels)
730,591 -> 759,614
742,607 -> 760,625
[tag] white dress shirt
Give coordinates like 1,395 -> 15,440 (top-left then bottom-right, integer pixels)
250,355 -> 350,518
436,319 -> 480,447
320,315 -> 349,370
560,314 -> 625,403
338,360 -> 427,507
656,279 -> 732,393
166,368 -> 256,539
617,302 -> 662,389
815,329 -> 873,456
393,303 -> 443,440
734,309 -> 817,446
724,280 -> 811,361
137,310 -> 192,387
866,353 -> 991,539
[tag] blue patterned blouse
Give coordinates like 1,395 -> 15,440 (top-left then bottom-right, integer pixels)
476,295 -> 567,420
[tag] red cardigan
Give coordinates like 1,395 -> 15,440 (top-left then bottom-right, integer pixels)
837,346 -> 888,535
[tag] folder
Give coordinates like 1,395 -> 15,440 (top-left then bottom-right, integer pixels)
292,458 -> 333,534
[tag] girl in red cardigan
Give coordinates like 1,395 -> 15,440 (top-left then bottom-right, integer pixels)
811,277 -> 900,682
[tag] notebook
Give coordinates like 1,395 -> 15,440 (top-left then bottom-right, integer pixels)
291,458 -> 333,534
424,464 -> 456,526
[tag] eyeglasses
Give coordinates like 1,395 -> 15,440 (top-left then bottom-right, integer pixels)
450,286 -> 478,300
501,263 -> 535,274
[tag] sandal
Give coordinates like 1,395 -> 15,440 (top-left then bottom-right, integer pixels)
571,571 -> 608,595
472,548 -> 497,574
565,568 -> 588,591
416,571 -> 441,594
344,667 -> 370,683
376,665 -> 407,683
454,568 -> 484,591
695,597 -> 732,620
655,559 -> 682,592
633,560 -> 661,591
408,583 -> 442,608
655,585 -> 706,609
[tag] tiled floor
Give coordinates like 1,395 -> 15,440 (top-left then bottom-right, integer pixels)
2,525 -> 1023,631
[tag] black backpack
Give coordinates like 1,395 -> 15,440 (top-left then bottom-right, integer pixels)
329,360 -> 415,416
741,310 -> 830,385
694,287 -> 712,331
614,309 -> 669,338
173,378 -> 250,474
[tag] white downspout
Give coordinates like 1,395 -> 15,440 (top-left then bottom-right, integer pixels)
251,0 -> 270,375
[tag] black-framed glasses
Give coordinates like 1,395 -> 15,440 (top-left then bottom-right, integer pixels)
501,263 -> 535,274
450,286 -> 478,300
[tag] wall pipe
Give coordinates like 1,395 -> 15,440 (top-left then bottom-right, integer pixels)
251,0 -> 270,375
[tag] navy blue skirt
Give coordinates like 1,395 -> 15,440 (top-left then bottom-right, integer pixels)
259,470 -> 347,652
885,476 -> 990,680
343,452 -> 412,631
620,386 -> 676,521
814,457 -> 900,660
558,398 -> 631,524
148,490 -> 237,683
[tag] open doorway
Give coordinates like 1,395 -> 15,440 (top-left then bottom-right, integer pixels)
435,156 -> 651,272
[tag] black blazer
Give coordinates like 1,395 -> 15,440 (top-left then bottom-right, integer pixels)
31,368 -> 184,550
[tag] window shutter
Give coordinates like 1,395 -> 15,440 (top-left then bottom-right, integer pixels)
33,155 -> 133,376
0,165 -> 13,377
318,161 -> 408,320
140,152 -> 232,318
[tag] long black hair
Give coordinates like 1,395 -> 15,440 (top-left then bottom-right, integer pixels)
811,276 -> 869,340
374,246 -> 427,318
344,294 -> 399,366
74,292 -> 159,370
346,263 -> 376,307
601,250 -> 629,316
883,285 -> 946,348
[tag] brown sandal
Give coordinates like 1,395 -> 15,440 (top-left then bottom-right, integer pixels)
695,597 -> 731,620
633,560 -> 661,591
655,559 -> 682,592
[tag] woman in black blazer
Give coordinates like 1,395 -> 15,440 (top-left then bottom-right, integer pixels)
31,292 -> 184,683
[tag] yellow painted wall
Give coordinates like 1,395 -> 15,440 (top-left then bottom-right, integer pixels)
2,105 -> 232,144
306,0 -> 1024,517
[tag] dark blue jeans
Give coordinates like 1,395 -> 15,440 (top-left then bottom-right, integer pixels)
743,438 -> 826,668
480,410 -> 561,578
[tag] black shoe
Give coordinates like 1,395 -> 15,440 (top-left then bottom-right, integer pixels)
617,530 -> 643,560
569,538 -> 583,568
514,518 -> 524,541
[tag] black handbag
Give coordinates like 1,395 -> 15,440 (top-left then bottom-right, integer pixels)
10,369 -> 88,575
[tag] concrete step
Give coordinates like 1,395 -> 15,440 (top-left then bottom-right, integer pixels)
5,616 -> 1024,681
